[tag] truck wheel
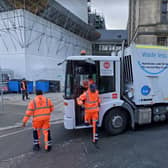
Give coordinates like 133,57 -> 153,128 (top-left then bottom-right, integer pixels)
104,109 -> 128,135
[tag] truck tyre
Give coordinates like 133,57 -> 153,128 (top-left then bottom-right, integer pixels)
104,109 -> 128,135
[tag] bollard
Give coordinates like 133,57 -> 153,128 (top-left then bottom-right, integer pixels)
1,89 -> 4,112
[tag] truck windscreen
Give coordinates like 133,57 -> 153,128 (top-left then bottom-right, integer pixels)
64,60 -> 97,99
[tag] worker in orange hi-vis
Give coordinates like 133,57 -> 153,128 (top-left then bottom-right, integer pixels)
77,84 -> 101,145
22,90 -> 54,152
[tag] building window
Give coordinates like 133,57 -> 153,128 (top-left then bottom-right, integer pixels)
102,45 -> 109,51
161,0 -> 168,22
115,46 -> 121,51
157,36 -> 168,46
92,43 -> 125,56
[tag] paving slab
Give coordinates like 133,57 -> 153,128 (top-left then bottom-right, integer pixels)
0,92 -> 64,130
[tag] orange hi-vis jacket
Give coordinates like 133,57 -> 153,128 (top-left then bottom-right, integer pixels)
21,81 -> 26,90
77,89 -> 101,113
23,95 -> 54,123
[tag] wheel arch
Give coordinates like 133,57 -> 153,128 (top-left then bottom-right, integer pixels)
102,102 -> 135,129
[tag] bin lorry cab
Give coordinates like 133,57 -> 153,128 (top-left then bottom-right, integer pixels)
64,44 -> 168,135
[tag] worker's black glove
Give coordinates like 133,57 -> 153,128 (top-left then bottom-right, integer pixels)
81,105 -> 85,110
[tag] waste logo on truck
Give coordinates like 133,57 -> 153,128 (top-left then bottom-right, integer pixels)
141,85 -> 151,96
137,50 -> 168,75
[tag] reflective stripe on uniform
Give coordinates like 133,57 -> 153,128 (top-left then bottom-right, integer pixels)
32,97 -> 50,110
37,106 -> 52,110
86,91 -> 98,103
25,115 -> 31,117
32,97 -> 51,118
33,113 -> 51,118
93,133 -> 99,140
94,137 -> 99,140
33,139 -> 39,145
86,92 -> 89,102
34,106 -> 52,110
42,128 -> 49,131
31,98 -> 52,111
85,100 -> 97,104
48,140 -> 52,146
27,109 -> 35,111
45,140 -> 52,145
33,128 -> 41,131
85,106 -> 98,110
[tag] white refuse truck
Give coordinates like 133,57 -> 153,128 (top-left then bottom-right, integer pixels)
63,44 -> 168,135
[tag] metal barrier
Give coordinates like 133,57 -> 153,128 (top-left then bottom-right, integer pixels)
0,89 -> 4,112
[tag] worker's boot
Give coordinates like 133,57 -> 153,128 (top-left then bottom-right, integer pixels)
33,144 -> 40,151
45,145 -> 52,152
92,139 -> 100,149
33,129 -> 40,151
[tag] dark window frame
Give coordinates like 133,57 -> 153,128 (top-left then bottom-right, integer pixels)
161,0 -> 168,23
97,61 -> 116,94
157,36 -> 168,46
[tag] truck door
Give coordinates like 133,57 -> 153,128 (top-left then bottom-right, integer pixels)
72,61 -> 98,126
73,66 -> 85,126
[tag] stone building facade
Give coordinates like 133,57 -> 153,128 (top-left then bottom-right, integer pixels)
128,0 -> 168,46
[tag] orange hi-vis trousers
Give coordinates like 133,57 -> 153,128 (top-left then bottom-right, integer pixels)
33,120 -> 52,150
84,111 -> 99,143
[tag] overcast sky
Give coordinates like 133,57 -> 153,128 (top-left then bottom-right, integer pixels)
91,0 -> 129,30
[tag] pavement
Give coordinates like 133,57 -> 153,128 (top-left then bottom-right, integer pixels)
0,92 -> 64,130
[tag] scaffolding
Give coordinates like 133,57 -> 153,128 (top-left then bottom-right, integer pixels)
0,0 -> 100,41
0,1 -> 97,56
0,0 -> 96,84
0,0 -> 100,58
88,11 -> 106,29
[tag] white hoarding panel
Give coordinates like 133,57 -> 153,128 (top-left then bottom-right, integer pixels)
0,10 -> 91,90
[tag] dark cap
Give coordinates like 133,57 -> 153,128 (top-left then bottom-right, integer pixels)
90,83 -> 96,92
36,90 -> 43,95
